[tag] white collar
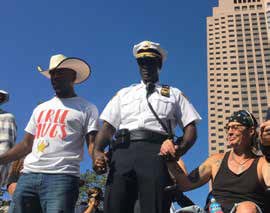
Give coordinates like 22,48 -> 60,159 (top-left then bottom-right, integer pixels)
140,80 -> 160,87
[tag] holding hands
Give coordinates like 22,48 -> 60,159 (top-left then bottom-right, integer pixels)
159,139 -> 181,161
93,150 -> 108,175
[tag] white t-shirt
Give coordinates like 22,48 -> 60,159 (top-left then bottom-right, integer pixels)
23,96 -> 99,176
100,82 -> 201,134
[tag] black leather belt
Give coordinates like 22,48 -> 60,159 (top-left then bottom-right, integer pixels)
130,129 -> 168,144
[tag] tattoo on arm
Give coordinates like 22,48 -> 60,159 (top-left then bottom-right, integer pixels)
188,165 -> 208,184
188,168 -> 200,183
215,159 -> 222,168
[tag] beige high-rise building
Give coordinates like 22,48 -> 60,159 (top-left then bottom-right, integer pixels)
207,0 -> 270,155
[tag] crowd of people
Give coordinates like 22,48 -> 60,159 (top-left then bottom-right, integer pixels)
0,40 -> 270,213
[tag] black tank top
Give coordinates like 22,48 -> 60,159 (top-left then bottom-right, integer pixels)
212,152 -> 267,213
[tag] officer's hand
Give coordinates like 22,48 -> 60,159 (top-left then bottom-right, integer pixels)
93,151 -> 108,175
159,139 -> 177,158
260,121 -> 270,146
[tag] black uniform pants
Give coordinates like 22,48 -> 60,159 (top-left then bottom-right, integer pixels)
104,141 -> 172,213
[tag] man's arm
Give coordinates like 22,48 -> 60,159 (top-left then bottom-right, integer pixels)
93,121 -> 115,153
0,133 -> 34,165
86,131 -> 98,159
168,159 -> 188,184
92,121 -> 116,174
177,121 -> 197,157
167,156 -> 213,191
159,122 -> 197,159
177,159 -> 188,175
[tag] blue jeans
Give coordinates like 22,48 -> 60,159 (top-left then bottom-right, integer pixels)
13,173 -> 79,213
8,200 -> 15,213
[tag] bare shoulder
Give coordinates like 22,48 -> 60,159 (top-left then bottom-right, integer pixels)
259,156 -> 270,169
208,153 -> 225,162
210,153 -> 224,159
207,153 -> 225,167
258,156 -> 269,167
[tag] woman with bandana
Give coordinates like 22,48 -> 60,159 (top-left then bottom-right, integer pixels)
167,109 -> 270,213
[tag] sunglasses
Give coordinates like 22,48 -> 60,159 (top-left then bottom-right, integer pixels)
137,57 -> 160,66
224,124 -> 245,133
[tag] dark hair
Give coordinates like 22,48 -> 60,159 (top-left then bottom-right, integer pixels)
87,187 -> 103,201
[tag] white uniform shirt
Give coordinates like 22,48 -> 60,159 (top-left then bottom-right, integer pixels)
23,96 -> 99,177
100,82 -> 201,135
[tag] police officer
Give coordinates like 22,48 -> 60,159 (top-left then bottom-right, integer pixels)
93,41 -> 201,213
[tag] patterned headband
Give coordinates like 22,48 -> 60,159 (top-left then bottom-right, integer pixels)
228,110 -> 257,128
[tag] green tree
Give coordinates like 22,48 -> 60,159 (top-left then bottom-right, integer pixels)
78,169 -> 107,204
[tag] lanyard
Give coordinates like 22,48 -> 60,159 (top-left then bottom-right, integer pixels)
146,83 -> 173,139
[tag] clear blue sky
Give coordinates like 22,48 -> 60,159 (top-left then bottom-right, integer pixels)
1,0 -> 218,207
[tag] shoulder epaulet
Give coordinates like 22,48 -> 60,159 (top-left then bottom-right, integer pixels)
161,84 -> 170,97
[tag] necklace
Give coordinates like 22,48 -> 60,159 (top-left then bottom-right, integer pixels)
231,152 -> 252,173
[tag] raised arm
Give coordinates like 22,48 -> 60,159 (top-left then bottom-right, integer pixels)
0,133 -> 34,165
167,156 -> 215,192
177,158 -> 188,175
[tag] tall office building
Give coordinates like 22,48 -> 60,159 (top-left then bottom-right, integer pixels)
207,0 -> 270,155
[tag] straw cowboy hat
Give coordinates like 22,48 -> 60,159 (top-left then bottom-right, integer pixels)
37,54 -> 91,84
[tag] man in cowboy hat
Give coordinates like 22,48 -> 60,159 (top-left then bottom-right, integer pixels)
0,54 -> 99,213
167,109 -> 270,212
93,40 -> 201,213
0,90 -> 17,187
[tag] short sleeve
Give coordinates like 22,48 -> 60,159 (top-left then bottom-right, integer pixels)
24,109 -> 37,136
174,90 -> 201,128
85,104 -> 99,134
100,93 -> 121,129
